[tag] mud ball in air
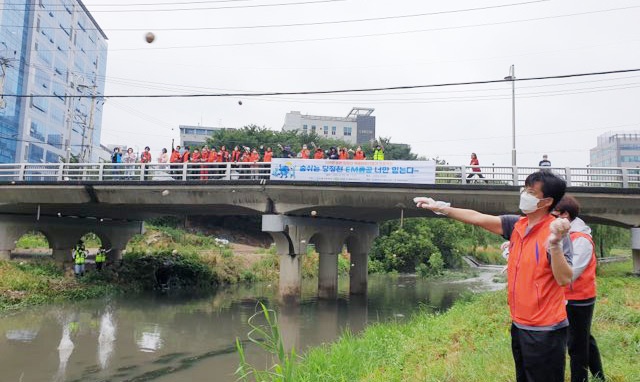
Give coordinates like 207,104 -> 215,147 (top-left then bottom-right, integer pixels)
161,190 -> 170,196
145,32 -> 155,43
311,210 -> 317,216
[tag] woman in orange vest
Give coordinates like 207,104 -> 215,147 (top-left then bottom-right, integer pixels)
353,146 -> 366,160
300,144 -> 310,159
338,147 -> 349,160
200,147 -> 209,180
313,148 -> 324,159
416,170 -> 573,382
552,196 -> 605,382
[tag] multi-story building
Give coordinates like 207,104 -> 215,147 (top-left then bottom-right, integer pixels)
590,131 -> 640,168
0,0 -> 108,164
179,125 -> 236,148
282,107 -> 376,145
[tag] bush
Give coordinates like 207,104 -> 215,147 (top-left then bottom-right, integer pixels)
117,251 -> 217,290
428,251 -> 445,275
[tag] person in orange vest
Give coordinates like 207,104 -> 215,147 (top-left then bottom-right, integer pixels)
249,148 -> 261,179
190,148 -> 201,181
200,146 -> 209,180
140,146 -> 152,180
338,147 -> 349,160
552,196 -> 605,382
299,144 -> 310,159
262,147 -> 273,180
169,145 -> 181,180
353,146 -> 366,160
416,170 -> 573,382
231,146 -> 242,163
313,148 -> 324,159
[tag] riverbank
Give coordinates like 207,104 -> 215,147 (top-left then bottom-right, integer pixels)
290,261 -> 639,381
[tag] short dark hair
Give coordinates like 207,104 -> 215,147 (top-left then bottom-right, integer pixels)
554,195 -> 580,221
524,171 -> 566,211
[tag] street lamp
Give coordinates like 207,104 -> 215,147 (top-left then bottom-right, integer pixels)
504,65 -> 516,166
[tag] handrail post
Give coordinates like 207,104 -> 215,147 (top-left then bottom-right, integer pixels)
182,163 -> 187,181
226,163 -> 231,180
565,167 -> 572,187
98,163 -> 104,181
622,168 -> 629,188
460,165 -> 467,184
57,164 -> 64,181
139,164 -> 145,181
18,163 -> 25,181
512,166 -> 519,186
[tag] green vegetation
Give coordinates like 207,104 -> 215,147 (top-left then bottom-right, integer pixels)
0,260 -> 118,311
279,261 -> 639,381
206,125 -> 418,160
15,231 -> 49,249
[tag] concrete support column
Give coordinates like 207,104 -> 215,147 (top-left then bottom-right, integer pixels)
52,248 -> 73,267
318,252 -> 339,299
0,250 -> 11,260
279,252 -> 302,303
107,249 -> 123,265
631,228 -> 640,275
349,251 -> 369,295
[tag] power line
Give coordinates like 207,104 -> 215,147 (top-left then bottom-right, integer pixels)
104,5 -> 640,51
4,67 -> 640,99
15,0 -> 548,32
0,0 -> 345,13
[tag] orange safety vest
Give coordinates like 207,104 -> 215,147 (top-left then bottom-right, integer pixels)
565,232 -> 597,301
207,151 -> 218,162
339,151 -> 349,160
141,151 -> 152,163
250,152 -> 260,162
263,151 -> 273,162
182,151 -> 190,163
191,152 -> 201,162
300,149 -> 310,159
354,150 -> 365,160
170,150 -> 181,163
201,150 -> 209,162
231,150 -> 241,162
507,214 -> 567,327
313,151 -> 324,159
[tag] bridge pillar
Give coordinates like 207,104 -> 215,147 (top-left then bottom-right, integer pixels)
632,228 -> 640,275
318,252 -> 339,299
346,228 -> 379,295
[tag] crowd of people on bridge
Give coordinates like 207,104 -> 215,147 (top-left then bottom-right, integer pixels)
110,142 -> 386,166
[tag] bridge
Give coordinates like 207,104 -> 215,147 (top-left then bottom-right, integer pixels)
1,162 -> 639,300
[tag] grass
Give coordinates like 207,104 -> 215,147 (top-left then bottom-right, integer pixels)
0,260 -> 118,311
290,260 -> 640,381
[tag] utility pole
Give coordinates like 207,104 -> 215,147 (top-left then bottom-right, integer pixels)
504,65 -> 516,166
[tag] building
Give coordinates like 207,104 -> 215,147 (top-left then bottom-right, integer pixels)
0,0 -> 108,164
590,131 -> 640,168
282,107 -> 376,145
179,125 -> 236,148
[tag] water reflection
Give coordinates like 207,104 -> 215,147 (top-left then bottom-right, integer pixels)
97,311 -> 116,369
0,271 -> 502,382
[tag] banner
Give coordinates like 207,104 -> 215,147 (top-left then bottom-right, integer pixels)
269,159 -> 436,184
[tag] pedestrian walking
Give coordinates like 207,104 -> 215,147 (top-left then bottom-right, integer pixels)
539,154 -> 552,167
466,153 -> 488,183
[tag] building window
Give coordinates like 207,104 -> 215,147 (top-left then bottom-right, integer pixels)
331,126 -> 336,135
343,126 -> 352,136
311,125 -> 316,133
30,122 -> 46,142
323,125 -> 328,135
302,124 -> 308,134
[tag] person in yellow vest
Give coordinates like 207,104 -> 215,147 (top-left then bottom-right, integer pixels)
373,144 -> 385,160
72,241 -> 87,277
552,196 -> 605,382
95,246 -> 110,271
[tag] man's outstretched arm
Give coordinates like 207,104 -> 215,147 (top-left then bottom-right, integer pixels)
414,197 -> 504,236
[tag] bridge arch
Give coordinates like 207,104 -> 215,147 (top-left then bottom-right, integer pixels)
13,230 -> 53,256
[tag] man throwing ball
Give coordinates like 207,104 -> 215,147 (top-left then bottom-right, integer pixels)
415,170 -> 573,382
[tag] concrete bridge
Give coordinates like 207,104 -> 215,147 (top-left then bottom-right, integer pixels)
1,162 -> 639,300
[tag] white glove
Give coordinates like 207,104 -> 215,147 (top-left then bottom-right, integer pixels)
413,197 -> 450,216
548,218 -> 570,246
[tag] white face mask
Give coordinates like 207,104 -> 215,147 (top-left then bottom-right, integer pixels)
519,191 -> 543,214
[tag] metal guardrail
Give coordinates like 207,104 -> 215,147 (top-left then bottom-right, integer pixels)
0,162 -> 639,187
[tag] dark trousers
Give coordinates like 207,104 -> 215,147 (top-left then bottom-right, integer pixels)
511,324 -> 568,382
567,303 -> 605,382
96,262 -> 104,271
466,172 -> 487,183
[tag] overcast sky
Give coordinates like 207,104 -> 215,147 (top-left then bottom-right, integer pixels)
86,0 -> 640,167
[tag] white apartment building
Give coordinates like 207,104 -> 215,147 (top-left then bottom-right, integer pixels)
282,108 -> 375,145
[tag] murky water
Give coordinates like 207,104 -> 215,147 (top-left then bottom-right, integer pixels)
0,272 -> 504,382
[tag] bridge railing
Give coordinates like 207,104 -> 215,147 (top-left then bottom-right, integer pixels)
0,162 -> 638,188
